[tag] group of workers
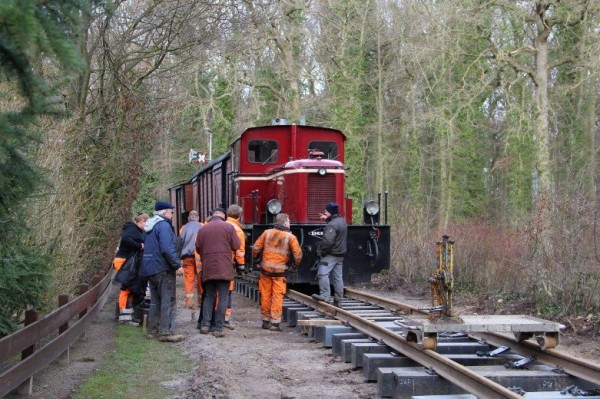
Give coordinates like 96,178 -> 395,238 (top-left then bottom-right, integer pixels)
112,200 -> 347,342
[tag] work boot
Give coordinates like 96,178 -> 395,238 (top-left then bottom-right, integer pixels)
158,334 -> 185,342
224,321 -> 235,330
211,330 -> 225,338
261,320 -> 271,329
118,313 -> 133,322
311,294 -> 326,302
333,297 -> 343,307
146,330 -> 158,339
270,323 -> 282,332
312,294 -> 333,303
199,326 -> 210,334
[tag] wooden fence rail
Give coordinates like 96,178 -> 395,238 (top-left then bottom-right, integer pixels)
0,269 -> 113,397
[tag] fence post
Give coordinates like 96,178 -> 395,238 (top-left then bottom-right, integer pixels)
78,283 -> 90,340
17,309 -> 38,395
58,294 -> 70,365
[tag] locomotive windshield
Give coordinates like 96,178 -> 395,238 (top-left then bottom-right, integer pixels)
308,141 -> 338,160
248,140 -> 278,164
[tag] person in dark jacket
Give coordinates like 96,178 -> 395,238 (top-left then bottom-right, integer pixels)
113,212 -> 148,322
195,208 -> 240,337
140,201 -> 184,342
312,202 -> 347,304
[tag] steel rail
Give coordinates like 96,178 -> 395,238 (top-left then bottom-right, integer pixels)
344,287 -> 600,385
287,289 -> 522,399
470,332 -> 600,385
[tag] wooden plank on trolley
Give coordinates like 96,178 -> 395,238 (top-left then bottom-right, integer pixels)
297,319 -> 343,326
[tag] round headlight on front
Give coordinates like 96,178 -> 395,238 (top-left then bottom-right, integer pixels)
267,199 -> 282,215
364,200 -> 380,216
318,167 -> 327,176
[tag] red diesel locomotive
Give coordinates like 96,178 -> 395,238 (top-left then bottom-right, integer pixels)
169,121 -> 390,285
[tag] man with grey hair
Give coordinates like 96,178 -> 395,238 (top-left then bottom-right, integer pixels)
140,201 -> 185,342
179,210 -> 202,309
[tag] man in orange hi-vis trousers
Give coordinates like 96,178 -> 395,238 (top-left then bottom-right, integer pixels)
225,204 -> 246,329
252,213 -> 302,331
179,210 -> 203,308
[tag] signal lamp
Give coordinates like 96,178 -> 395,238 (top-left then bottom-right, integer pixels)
318,167 -> 327,176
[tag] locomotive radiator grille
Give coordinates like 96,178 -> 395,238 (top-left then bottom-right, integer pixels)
307,173 -> 336,222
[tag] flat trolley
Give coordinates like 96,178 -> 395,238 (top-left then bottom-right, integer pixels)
394,314 -> 565,351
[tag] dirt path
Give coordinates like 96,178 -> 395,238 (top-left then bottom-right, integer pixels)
168,288 -> 378,398
11,280 -> 377,398
11,279 -> 599,398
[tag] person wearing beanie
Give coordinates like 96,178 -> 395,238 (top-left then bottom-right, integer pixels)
312,202 -> 347,305
140,200 -> 185,342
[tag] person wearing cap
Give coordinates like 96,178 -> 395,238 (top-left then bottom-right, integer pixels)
178,210 -> 203,309
195,207 -> 240,337
312,202 -> 347,304
140,201 -> 185,342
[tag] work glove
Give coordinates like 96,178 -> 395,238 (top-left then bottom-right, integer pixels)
236,265 -> 245,275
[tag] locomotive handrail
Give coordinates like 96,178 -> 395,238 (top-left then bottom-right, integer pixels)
0,269 -> 113,397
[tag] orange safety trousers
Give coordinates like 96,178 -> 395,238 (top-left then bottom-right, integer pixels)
259,274 -> 286,324
182,257 -> 203,308
113,257 -> 131,311
225,280 -> 234,322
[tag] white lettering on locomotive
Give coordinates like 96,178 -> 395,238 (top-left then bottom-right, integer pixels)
308,229 -> 324,239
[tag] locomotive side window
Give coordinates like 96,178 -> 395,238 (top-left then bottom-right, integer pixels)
248,140 -> 278,164
308,141 -> 338,160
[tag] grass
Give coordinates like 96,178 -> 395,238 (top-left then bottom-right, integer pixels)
73,324 -> 192,399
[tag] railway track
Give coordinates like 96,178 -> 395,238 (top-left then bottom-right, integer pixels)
235,278 -> 600,399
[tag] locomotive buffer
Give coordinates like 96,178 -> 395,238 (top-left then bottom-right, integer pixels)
394,235 -> 564,351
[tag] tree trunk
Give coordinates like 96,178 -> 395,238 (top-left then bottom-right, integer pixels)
533,9 -> 553,258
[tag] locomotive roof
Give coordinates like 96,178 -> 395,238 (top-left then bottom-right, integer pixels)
238,124 -> 346,141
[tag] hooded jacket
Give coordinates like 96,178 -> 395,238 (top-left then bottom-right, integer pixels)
140,215 -> 181,277
115,221 -> 144,259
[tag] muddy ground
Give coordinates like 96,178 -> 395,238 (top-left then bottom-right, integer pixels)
12,277 -> 600,399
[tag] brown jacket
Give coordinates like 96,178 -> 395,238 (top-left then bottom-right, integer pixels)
195,216 -> 240,282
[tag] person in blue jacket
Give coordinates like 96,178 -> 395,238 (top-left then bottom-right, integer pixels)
140,201 -> 185,342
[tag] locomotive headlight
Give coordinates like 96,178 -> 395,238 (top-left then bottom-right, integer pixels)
364,200 -> 380,216
318,167 -> 327,176
267,199 -> 282,215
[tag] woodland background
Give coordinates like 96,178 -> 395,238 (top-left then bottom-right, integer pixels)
1,0 -> 599,335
